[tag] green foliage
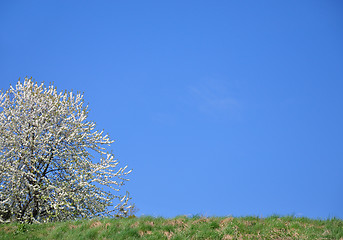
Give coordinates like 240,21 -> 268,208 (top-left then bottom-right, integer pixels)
15,224 -> 28,235
0,215 -> 342,239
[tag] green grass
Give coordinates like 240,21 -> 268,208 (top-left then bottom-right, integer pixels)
0,215 -> 342,239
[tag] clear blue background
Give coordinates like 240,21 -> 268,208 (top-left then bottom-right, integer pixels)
1,1 -> 342,219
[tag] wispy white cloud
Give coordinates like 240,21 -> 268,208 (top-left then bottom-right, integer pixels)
187,79 -> 239,114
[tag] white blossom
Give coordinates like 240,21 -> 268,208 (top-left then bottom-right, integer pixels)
0,77 -> 132,223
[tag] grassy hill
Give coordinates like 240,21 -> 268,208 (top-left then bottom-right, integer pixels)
0,215 -> 342,240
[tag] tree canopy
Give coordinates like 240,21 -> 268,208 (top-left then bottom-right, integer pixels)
0,78 -> 132,223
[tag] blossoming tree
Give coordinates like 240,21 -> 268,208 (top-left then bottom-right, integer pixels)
0,78 -> 132,223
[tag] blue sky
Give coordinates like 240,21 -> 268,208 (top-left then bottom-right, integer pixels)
1,1 -> 342,219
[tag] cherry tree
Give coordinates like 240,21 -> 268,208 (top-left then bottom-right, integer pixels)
0,78 -> 132,223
